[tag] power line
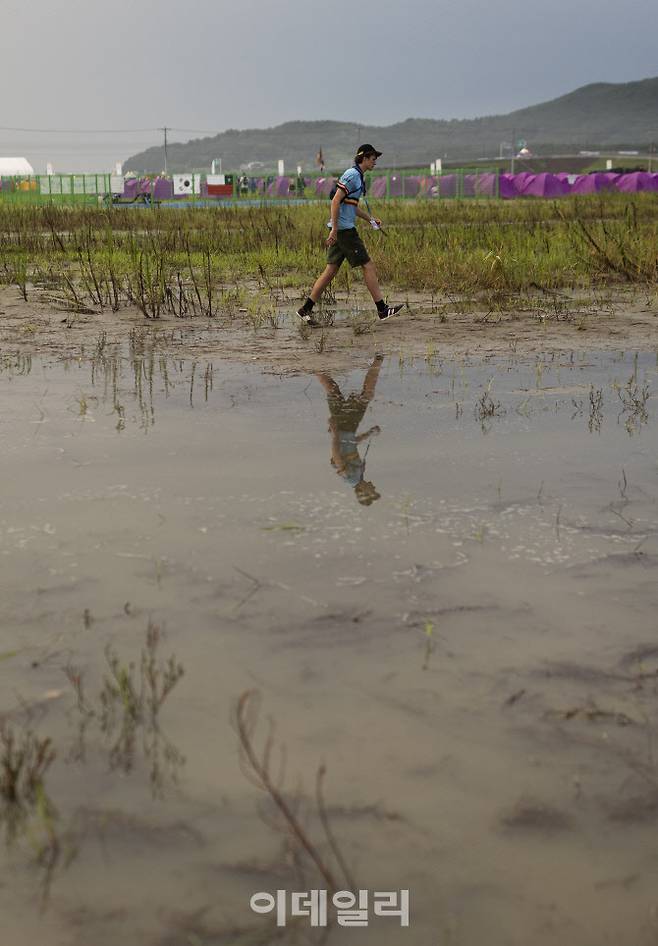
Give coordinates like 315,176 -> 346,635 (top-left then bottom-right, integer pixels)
0,125 -> 221,135
5,148 -> 159,155
0,126 -> 160,134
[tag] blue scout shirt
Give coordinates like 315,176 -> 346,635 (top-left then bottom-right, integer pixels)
335,166 -> 365,230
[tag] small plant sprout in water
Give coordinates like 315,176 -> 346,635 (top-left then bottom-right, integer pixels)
474,379 -> 504,430
615,375 -> 650,434
0,722 -> 64,904
422,620 -> 435,671
349,313 -> 372,336
0,723 -> 56,846
471,522 -> 488,543
66,621 -> 185,798
618,468 -> 628,501
314,330 -> 327,354
588,386 -> 604,433
313,307 -> 335,328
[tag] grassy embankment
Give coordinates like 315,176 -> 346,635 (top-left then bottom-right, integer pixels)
0,195 -> 656,322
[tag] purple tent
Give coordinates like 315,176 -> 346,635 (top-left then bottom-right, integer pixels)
615,171 -> 658,192
570,172 -> 619,195
463,173 -> 503,197
122,178 -> 152,198
370,176 -> 388,198
266,176 -> 293,197
437,174 -> 457,197
370,175 -> 435,198
418,175 -> 438,196
402,176 -> 421,196
517,173 -> 570,197
473,173 -> 498,197
499,171 -> 534,198
387,175 -> 404,197
511,171 -> 533,189
498,174 -> 520,199
153,177 -> 173,199
315,177 -> 335,197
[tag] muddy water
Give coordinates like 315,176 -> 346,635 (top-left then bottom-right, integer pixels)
1,341 -> 658,946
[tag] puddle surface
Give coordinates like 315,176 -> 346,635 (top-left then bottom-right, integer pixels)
1,343 -> 658,946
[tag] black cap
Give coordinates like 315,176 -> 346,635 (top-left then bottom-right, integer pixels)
355,143 -> 382,159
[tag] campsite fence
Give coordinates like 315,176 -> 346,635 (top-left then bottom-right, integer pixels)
0,174 -> 111,206
0,169 -> 500,206
2,170 -> 656,206
4,169 -> 657,204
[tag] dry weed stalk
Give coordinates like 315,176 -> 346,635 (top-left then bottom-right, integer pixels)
235,690 -> 354,894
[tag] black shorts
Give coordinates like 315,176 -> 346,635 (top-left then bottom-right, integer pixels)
327,228 -> 370,268
327,393 -> 368,433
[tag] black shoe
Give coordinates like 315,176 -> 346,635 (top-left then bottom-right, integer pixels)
378,303 -> 404,322
297,307 -> 318,327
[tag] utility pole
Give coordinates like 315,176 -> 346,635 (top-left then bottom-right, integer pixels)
160,126 -> 169,175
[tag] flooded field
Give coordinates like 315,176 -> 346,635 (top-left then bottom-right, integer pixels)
1,337 -> 658,945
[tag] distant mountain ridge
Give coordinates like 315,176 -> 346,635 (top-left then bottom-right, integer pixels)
124,77 -> 658,173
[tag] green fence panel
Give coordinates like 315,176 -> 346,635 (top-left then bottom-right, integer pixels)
0,174 -> 111,205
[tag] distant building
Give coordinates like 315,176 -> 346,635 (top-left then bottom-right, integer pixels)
0,157 -> 35,176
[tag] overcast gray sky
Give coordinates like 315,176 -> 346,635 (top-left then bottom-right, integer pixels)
1,0 -> 655,173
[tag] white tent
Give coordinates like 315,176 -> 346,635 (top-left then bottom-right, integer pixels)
0,157 -> 35,176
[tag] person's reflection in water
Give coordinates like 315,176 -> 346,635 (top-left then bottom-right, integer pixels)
316,353 -> 383,505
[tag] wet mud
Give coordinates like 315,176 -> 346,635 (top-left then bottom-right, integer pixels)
1,283 -> 658,373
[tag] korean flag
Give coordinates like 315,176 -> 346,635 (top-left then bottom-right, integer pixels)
173,173 -> 199,195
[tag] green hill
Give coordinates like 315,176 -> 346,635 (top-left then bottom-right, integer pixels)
124,77 -> 658,174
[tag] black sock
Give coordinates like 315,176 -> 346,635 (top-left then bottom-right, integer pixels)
376,299 -> 387,314
301,297 -> 315,312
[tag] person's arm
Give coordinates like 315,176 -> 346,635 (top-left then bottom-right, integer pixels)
326,189 -> 345,245
355,425 -> 380,444
355,206 -> 382,227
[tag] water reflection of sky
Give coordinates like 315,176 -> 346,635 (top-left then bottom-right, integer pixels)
1,344 -> 656,583
2,345 -> 658,946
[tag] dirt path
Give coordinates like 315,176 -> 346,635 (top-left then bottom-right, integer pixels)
1,285 -> 657,371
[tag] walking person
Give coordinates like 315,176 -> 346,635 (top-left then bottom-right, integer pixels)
316,353 -> 384,506
297,145 -> 403,327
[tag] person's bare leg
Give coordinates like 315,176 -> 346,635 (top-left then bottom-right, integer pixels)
361,261 -> 384,304
360,356 -> 383,401
316,372 -> 342,399
362,260 -> 404,321
309,264 -> 340,302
